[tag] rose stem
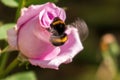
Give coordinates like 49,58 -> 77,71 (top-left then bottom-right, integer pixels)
0,57 -> 20,78
0,46 -> 9,72
15,0 -> 26,22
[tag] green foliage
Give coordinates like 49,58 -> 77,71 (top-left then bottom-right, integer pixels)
0,23 -> 15,40
1,0 -> 19,8
1,0 -> 58,8
4,71 -> 36,80
25,0 -> 58,6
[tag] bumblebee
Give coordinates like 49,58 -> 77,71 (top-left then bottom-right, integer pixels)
48,17 -> 89,46
49,17 -> 68,46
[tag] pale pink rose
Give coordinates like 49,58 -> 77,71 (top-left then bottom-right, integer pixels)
7,2 -> 83,69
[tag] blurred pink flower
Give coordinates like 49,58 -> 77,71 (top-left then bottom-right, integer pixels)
7,2 -> 83,69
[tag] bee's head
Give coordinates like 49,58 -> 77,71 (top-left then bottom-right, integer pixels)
50,17 -> 67,35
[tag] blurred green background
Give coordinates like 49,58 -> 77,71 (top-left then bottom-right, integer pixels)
0,0 -> 120,80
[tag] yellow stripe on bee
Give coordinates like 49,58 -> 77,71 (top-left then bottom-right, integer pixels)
53,36 -> 67,43
53,21 -> 65,25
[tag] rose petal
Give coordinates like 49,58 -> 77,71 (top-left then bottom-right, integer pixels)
17,2 -> 66,29
18,16 -> 60,60
29,59 -> 58,69
39,2 -> 66,28
29,27 -> 83,69
7,26 -> 18,50
60,27 -> 83,59
17,2 -> 50,29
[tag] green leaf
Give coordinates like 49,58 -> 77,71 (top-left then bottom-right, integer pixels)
26,0 -> 58,6
1,0 -> 19,8
4,71 -> 37,80
0,23 -> 16,40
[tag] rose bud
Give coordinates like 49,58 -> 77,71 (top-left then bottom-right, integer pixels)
7,2 -> 84,69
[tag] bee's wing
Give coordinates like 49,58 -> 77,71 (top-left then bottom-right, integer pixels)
69,18 -> 89,41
